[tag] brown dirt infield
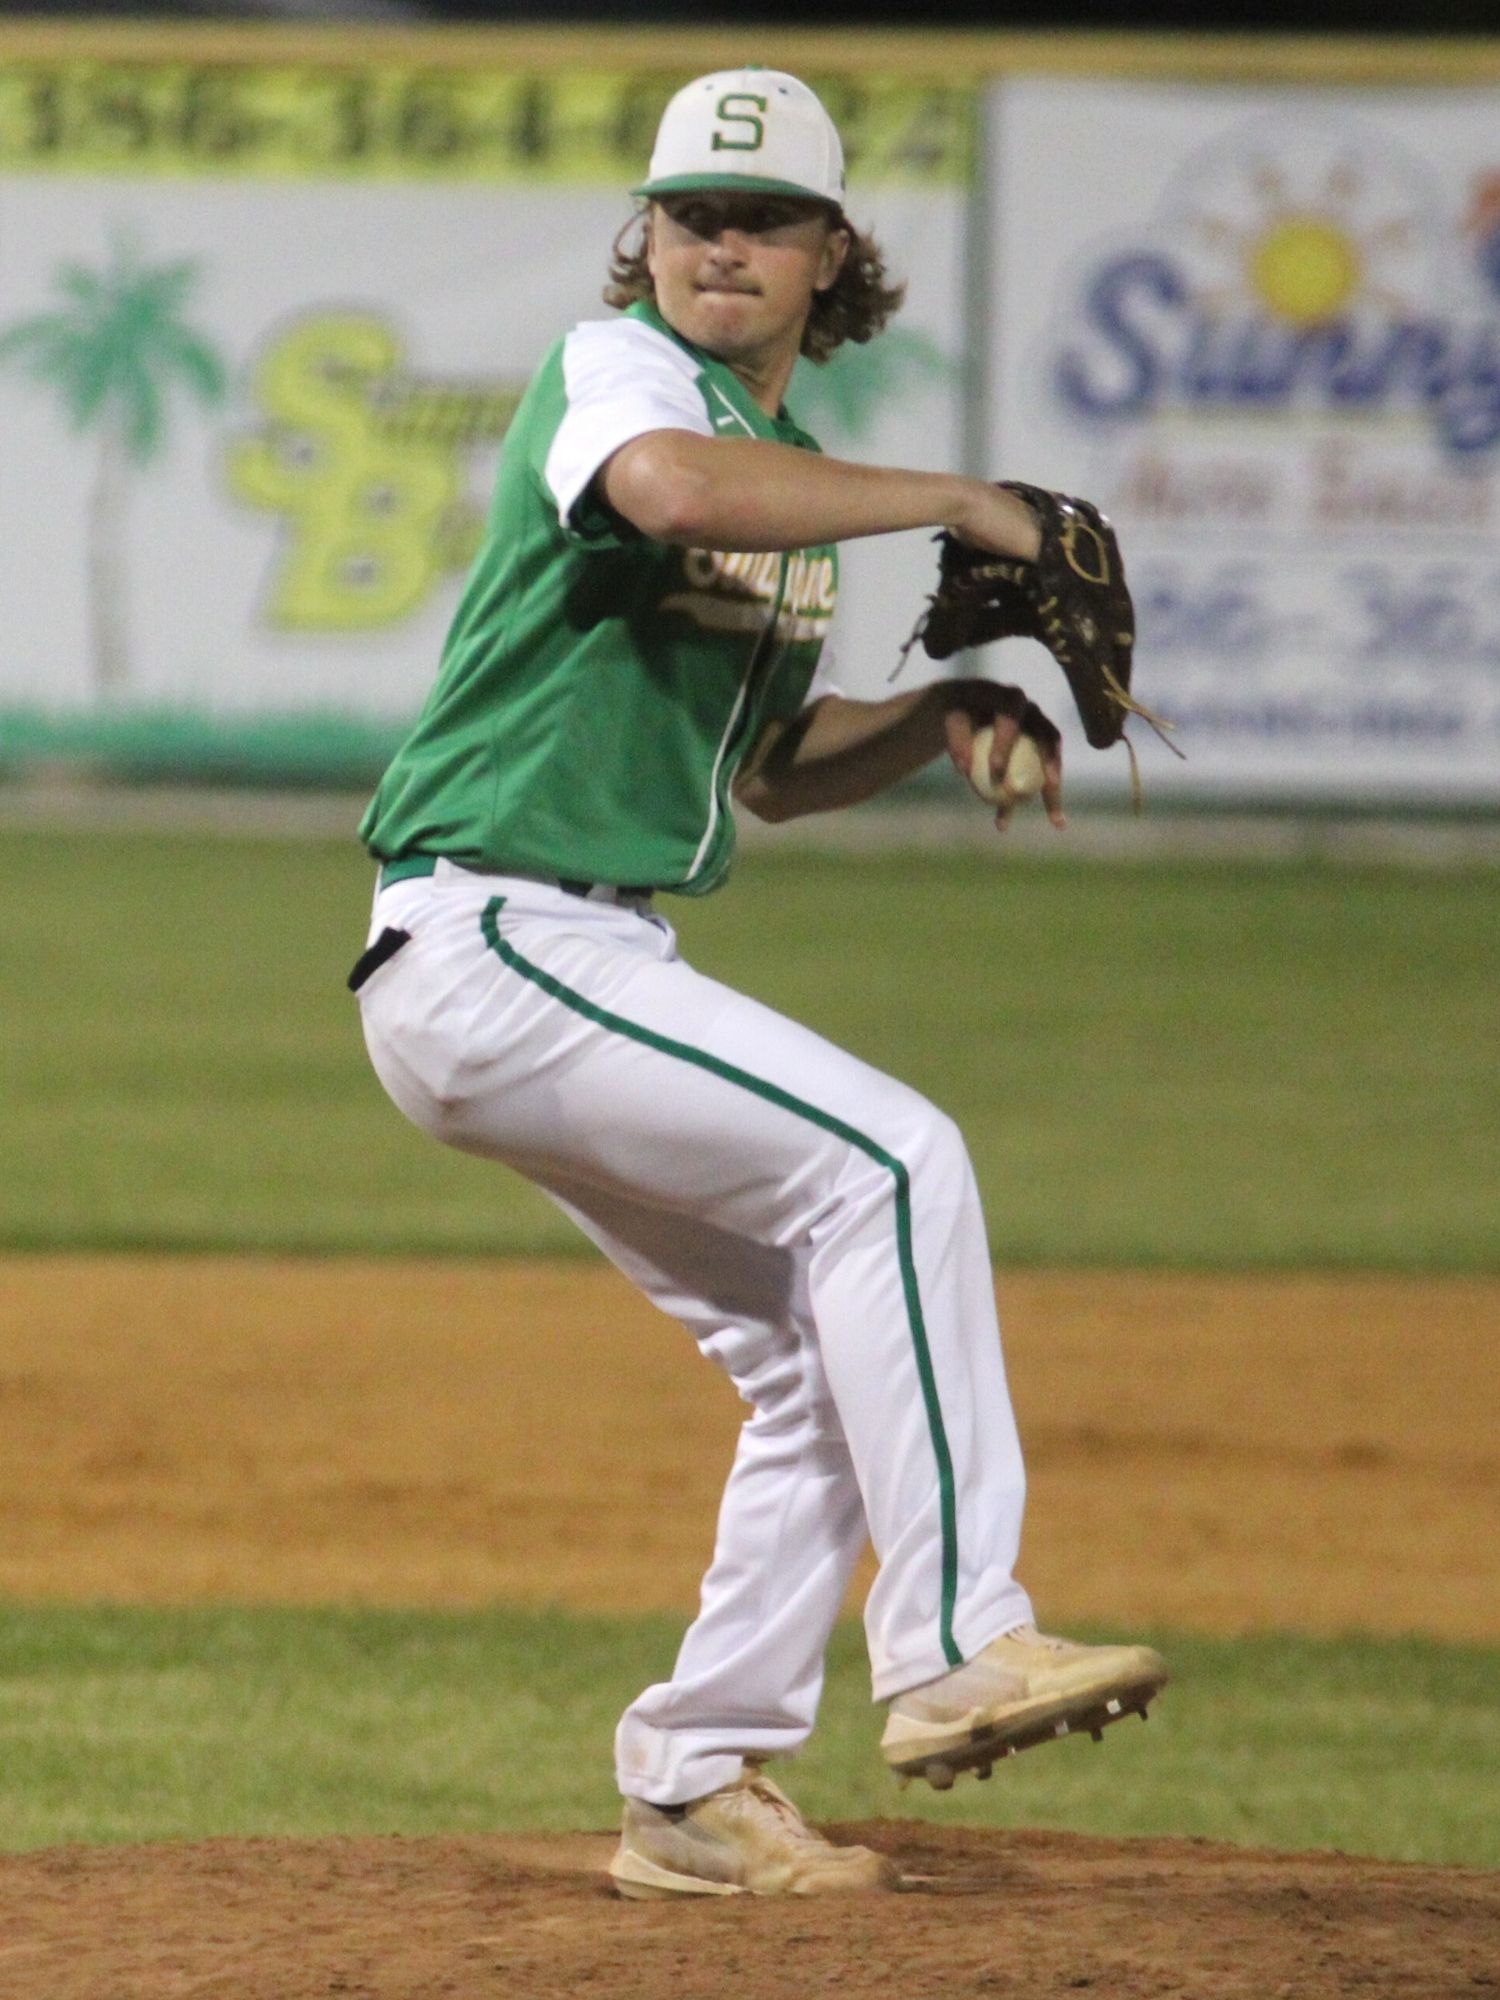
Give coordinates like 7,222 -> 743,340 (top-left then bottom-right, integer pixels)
2,1259 -> 1495,1636
2,1826 -> 1498,2000
1,1257 -> 1497,1996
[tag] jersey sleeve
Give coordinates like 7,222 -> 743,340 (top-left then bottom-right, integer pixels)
542,319 -> 715,545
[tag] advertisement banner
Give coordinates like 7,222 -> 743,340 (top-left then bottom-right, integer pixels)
989,77 -> 1500,802
0,56 -> 970,778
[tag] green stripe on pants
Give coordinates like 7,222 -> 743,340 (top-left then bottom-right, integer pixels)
479,895 -> 962,1669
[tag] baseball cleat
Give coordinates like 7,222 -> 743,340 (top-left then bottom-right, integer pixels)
881,1624 -> 1167,1788
608,1767 -> 896,1899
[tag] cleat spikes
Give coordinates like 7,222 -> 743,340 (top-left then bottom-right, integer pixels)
880,1649 -> 1168,1789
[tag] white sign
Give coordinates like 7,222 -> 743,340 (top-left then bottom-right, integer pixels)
0,60 -> 967,776
989,78 -> 1500,802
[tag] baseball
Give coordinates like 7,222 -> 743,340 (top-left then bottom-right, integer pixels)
967,726 -> 1047,806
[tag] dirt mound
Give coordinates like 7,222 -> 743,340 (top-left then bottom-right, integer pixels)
3,1824 -> 1495,1999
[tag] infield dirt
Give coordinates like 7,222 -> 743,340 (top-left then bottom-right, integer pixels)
4,1823 -> 1499,2000
1,1259 -> 1494,1636
1,1257 -> 1497,1997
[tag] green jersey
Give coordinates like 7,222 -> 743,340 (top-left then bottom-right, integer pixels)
360,300 -> 839,895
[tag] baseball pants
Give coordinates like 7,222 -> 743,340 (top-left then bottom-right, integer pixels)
357,859 -> 1033,1805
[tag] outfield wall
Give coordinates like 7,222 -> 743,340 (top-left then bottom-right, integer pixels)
1,25 -> 1497,805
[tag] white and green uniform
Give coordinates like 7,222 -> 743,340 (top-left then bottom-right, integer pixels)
355,300 -> 1033,1806
361,300 -> 839,896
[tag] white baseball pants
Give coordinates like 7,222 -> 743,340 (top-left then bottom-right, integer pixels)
357,861 -> 1033,1805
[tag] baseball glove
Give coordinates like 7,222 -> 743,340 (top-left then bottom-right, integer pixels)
902,482 -> 1180,767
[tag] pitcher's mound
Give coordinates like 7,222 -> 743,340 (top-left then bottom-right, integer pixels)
4,1824 -> 1496,1998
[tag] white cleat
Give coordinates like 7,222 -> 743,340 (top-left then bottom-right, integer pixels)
881,1624 -> 1168,1789
609,1767 -> 896,1899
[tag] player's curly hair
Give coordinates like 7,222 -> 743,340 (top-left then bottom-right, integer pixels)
603,210 -> 905,363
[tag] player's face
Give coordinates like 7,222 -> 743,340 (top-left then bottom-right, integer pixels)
647,194 -> 849,368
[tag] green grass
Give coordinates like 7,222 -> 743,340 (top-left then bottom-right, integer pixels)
0,827 -> 1494,1267
3,830 -> 1490,1873
0,706 -> 399,787
0,1605 -> 1494,1865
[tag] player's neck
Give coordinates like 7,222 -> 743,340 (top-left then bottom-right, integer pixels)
717,343 -> 798,418
653,295 -> 806,417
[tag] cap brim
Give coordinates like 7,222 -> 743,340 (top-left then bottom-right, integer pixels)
632,173 -> 843,208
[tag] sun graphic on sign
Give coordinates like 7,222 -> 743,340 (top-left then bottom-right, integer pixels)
1187,156 -> 1421,326
1248,213 -> 1362,324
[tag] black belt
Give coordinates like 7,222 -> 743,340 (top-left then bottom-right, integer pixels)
557,877 -> 655,902
377,855 -> 652,902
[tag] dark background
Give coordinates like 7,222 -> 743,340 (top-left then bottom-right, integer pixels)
4,0 -> 1499,35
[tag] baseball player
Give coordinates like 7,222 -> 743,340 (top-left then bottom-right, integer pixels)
352,68 -> 1166,1900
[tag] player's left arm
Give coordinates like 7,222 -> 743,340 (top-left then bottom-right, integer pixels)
734,680 -> 1064,827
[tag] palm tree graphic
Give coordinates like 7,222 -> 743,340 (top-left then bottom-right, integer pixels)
791,329 -> 953,442
0,239 -> 226,699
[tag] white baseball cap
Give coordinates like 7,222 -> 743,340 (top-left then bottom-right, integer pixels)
633,68 -> 846,210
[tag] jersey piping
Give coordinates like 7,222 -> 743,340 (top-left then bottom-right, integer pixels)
478,893 -> 964,1669
687,549 -> 790,881
703,378 -> 758,437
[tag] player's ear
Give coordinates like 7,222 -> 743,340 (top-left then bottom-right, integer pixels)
814,221 -> 851,295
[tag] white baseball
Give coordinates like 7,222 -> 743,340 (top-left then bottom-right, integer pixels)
967,725 -> 1047,806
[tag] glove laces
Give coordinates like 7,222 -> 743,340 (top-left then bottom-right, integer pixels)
890,601 -> 934,683
1098,660 -> 1186,814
